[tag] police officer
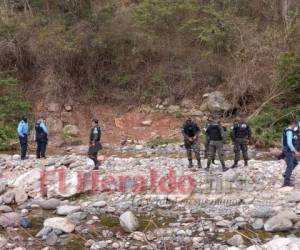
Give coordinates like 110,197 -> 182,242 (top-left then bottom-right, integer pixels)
282,120 -> 300,187
17,117 -> 29,160
35,117 -> 48,159
204,116 -> 216,164
88,119 -> 102,169
182,118 -> 201,169
206,117 -> 228,172
231,117 -> 251,168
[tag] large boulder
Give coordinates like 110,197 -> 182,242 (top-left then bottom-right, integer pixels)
43,217 -> 75,233
47,117 -> 63,133
62,125 -> 80,137
56,205 -> 81,216
250,205 -> 274,218
119,211 -> 139,233
264,216 -> 293,232
39,198 -> 61,210
47,103 -> 60,112
14,188 -> 28,204
227,234 -> 244,247
200,91 -> 231,112
0,212 -> 21,227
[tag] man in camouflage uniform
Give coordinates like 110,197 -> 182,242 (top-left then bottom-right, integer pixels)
204,116 -> 215,164
231,117 -> 251,168
182,118 -> 201,169
206,117 -> 228,172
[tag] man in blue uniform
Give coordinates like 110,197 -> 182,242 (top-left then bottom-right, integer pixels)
282,120 -> 300,187
88,119 -> 102,169
35,118 -> 48,159
17,117 -> 29,160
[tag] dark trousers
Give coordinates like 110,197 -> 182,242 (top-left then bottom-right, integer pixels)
184,139 -> 201,164
19,135 -> 28,159
234,138 -> 249,162
284,150 -> 298,184
88,142 -> 101,169
36,140 -> 47,158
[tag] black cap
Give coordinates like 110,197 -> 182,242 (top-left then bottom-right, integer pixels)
21,116 -> 27,123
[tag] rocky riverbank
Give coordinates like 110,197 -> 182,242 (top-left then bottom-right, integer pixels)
0,148 -> 299,249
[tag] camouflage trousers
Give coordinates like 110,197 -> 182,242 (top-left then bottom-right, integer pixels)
184,140 -> 201,163
234,138 -> 249,162
207,140 -> 225,167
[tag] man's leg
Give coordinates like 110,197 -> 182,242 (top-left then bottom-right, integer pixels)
284,151 -> 297,186
36,141 -> 41,158
207,143 -> 216,171
204,138 -> 209,159
20,136 -> 27,159
232,142 -> 240,168
185,141 -> 193,168
41,142 -> 47,158
217,142 -> 228,171
241,140 -> 249,166
192,142 -> 201,168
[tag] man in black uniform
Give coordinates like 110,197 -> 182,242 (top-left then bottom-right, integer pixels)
204,115 -> 215,164
182,118 -> 201,169
206,117 -> 228,172
35,117 -> 48,159
88,119 -> 102,169
231,117 -> 251,168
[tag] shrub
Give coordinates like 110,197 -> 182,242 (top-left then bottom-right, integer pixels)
0,73 -> 31,150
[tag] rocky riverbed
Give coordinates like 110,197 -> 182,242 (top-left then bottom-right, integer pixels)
0,145 -> 299,250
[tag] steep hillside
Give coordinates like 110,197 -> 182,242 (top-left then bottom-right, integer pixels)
1,0 -> 300,147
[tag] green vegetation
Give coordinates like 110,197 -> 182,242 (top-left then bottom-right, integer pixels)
147,136 -> 180,147
249,52 -> 300,146
0,73 -> 31,150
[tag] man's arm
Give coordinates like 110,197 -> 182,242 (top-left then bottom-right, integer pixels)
247,124 -> 252,139
40,123 -> 48,134
17,122 -> 24,137
287,130 -> 296,152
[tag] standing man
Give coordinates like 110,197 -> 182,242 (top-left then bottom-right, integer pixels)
206,117 -> 228,172
182,118 -> 201,169
88,119 -> 102,169
204,115 -> 215,164
282,120 -> 300,187
17,117 -> 29,160
231,117 -> 251,168
35,117 -> 48,159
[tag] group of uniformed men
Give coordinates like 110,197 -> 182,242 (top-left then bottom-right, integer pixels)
17,117 -> 49,160
17,117 -> 102,168
17,114 -> 300,187
183,116 -> 300,187
182,115 -> 251,172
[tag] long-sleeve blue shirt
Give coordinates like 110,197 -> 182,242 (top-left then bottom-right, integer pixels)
40,122 -> 48,134
286,130 -> 296,152
17,121 -> 29,137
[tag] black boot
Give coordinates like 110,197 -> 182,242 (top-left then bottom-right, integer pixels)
188,160 -> 193,168
244,160 -> 248,167
222,163 -> 229,172
282,181 -> 294,187
231,161 -> 238,168
197,159 -> 202,168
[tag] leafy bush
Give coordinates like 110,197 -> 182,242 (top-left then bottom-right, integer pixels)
0,73 -> 31,150
134,0 -> 198,32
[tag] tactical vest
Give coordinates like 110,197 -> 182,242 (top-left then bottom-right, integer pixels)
184,122 -> 199,137
35,123 -> 47,142
207,124 -> 222,141
282,128 -> 298,151
235,123 -> 249,139
91,127 -> 100,142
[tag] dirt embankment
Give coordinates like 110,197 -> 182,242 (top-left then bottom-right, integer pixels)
33,103 -> 183,147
